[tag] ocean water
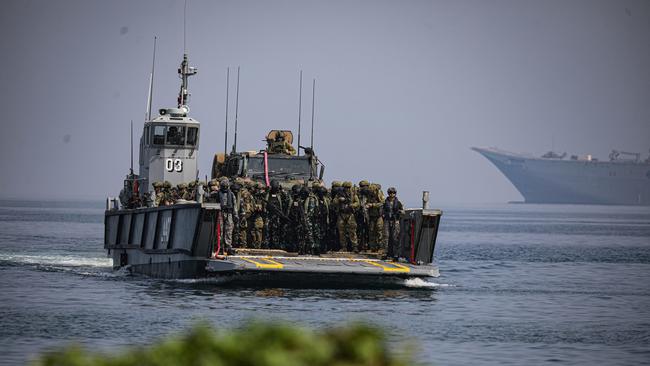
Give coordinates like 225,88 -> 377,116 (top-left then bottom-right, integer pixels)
0,200 -> 649,365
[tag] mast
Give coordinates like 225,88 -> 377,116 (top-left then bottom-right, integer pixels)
177,54 -> 197,109
233,66 -> 240,153
130,120 -> 134,174
146,36 -> 157,121
177,0 -> 196,110
310,78 -> 316,150
297,70 -> 303,156
224,67 -> 229,155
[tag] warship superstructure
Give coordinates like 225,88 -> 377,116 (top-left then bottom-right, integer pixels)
104,51 -> 443,281
473,147 -> 650,206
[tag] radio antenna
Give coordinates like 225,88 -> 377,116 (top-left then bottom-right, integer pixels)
233,66 -> 240,153
146,36 -> 157,121
183,0 -> 188,54
297,70 -> 303,156
224,67 -> 230,156
130,120 -> 134,174
310,78 -> 316,150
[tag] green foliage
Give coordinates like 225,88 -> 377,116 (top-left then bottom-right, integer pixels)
36,322 -> 418,366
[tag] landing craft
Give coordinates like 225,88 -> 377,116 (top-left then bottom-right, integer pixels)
105,50 -> 443,284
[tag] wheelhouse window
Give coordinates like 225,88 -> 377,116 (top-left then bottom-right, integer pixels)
153,125 -> 166,145
166,125 -> 186,145
187,127 -> 198,146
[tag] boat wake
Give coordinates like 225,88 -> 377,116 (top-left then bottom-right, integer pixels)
403,277 -> 454,288
0,253 -> 119,277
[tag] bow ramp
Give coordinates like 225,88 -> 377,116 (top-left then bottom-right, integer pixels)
206,254 -> 438,278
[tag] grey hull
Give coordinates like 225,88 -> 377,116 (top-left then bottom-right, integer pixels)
105,204 -> 442,281
473,147 -> 650,206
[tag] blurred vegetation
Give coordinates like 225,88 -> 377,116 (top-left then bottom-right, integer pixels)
36,322 -> 421,366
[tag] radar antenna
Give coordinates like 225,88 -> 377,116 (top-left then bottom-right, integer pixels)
177,54 -> 197,109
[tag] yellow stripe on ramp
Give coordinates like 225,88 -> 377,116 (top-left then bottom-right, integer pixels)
240,257 -> 284,269
362,260 -> 410,273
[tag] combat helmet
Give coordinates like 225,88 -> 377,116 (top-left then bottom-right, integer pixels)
331,181 -> 341,188
153,181 -> 163,189
163,181 -> 172,189
342,181 -> 353,189
358,180 -> 369,187
219,177 -> 230,188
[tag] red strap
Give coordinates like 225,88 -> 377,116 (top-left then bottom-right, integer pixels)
215,213 -> 222,257
263,151 -> 270,187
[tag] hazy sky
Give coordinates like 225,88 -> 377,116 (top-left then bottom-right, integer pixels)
1,0 -> 649,205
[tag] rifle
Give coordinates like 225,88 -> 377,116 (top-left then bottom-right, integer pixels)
257,195 -> 295,224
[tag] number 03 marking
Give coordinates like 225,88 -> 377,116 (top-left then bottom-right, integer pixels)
165,159 -> 183,172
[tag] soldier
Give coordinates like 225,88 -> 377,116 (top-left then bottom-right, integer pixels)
328,181 -> 343,251
205,179 -> 220,203
152,181 -> 164,207
238,180 -> 254,248
162,181 -> 173,206
357,180 -> 371,251
171,186 -> 179,203
313,182 -> 330,253
383,187 -> 404,260
336,181 -> 360,252
268,131 -> 296,155
299,186 -> 320,255
177,183 -> 189,201
216,178 -> 237,254
287,183 -> 303,252
187,181 -> 197,201
249,181 -> 266,248
367,183 -> 385,251
264,180 -> 288,250
230,182 -> 242,248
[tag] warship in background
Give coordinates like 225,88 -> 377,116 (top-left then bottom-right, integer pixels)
472,147 -> 650,206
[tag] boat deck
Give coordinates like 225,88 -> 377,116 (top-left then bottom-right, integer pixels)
206,250 -> 438,278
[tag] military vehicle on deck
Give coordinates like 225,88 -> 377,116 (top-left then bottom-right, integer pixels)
212,130 -> 325,189
104,51 -> 443,284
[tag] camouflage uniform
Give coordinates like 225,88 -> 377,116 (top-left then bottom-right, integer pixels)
217,178 -> 237,254
356,180 -> 371,251
230,183 -> 243,248
287,184 -> 303,252
367,183 -> 385,251
264,180 -> 289,250
383,187 -> 403,259
177,183 -> 189,201
205,179 -> 220,203
237,182 -> 254,248
249,182 -> 266,249
299,187 -> 320,255
328,181 -> 343,251
152,182 -> 164,207
336,181 -> 360,252
162,181 -> 173,206
313,182 -> 330,253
